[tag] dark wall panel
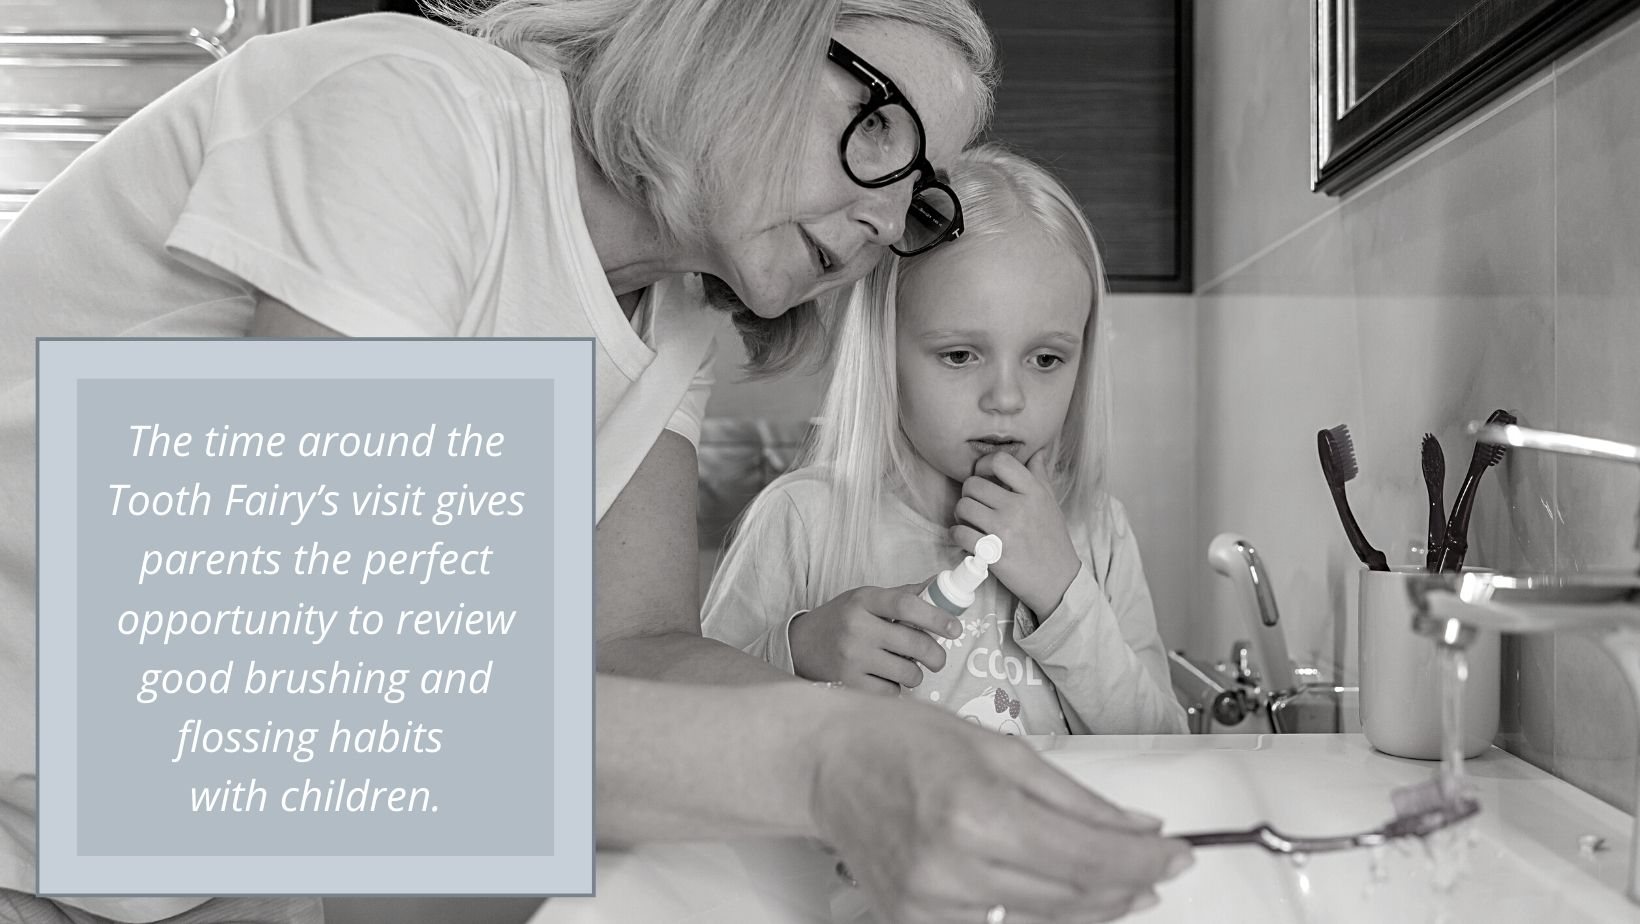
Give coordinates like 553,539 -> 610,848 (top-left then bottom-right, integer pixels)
977,0 -> 1191,291
310,1 -> 1192,291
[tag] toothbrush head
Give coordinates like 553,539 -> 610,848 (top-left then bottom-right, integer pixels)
1387,778 -> 1481,839
1390,777 -> 1455,816
1422,433 -> 1444,480
1318,424 -> 1359,487
1476,409 -> 1518,467
1382,795 -> 1481,840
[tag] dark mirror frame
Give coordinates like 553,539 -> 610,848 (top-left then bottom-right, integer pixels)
1313,0 -> 1640,195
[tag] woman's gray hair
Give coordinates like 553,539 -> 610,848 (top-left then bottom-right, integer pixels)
428,0 -> 996,377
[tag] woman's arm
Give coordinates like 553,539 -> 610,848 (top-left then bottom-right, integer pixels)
595,428 -> 792,683
600,673 -> 1192,921
250,294 -> 343,337
700,482 -> 814,672
595,676 -> 818,842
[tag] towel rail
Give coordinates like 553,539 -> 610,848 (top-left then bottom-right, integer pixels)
0,1 -> 308,221
0,0 -> 254,61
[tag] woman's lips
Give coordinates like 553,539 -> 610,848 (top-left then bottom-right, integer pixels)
800,228 -> 835,279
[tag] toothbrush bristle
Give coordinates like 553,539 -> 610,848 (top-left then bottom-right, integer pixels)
1388,778 -> 1481,838
1390,777 -> 1469,820
1479,409 -> 1517,467
1422,433 -> 1443,478
1390,779 -> 1446,816
1327,424 -> 1359,481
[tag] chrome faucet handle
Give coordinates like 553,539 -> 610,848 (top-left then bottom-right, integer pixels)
1402,571 -> 1486,654
1229,640 -> 1258,686
1410,607 -> 1479,649
1472,421 -> 1640,554
1209,533 -> 1298,689
1473,422 -> 1640,464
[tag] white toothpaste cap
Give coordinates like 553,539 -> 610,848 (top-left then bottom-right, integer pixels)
974,534 -> 1003,566
947,534 -> 1004,599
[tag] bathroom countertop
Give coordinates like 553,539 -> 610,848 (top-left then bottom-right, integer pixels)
532,733 -> 1640,924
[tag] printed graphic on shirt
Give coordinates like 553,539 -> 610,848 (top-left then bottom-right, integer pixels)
954,687 -> 1025,735
919,611 -> 1049,736
935,613 -> 989,651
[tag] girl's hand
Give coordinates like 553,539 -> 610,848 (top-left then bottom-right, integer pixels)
789,585 -> 962,694
810,694 -> 1194,923
951,450 -> 1081,617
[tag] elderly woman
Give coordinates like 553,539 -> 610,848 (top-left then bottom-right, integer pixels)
0,2 -> 1189,923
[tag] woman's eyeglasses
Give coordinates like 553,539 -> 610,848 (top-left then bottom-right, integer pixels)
827,39 -> 963,257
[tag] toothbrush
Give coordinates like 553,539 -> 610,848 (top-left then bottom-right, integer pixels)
1177,778 -> 1477,853
1423,434 -> 1446,571
1318,425 -> 1389,572
1434,409 -> 1516,572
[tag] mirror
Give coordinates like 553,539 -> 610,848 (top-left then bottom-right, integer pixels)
1313,0 -> 1640,195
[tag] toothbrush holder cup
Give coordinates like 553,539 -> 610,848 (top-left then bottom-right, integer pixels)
1359,567 -> 1500,759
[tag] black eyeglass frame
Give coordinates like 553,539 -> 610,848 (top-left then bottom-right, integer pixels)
826,38 -> 963,256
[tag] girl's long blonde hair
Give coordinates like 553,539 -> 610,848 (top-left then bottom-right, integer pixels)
426,0 -> 997,376
720,144 -> 1113,604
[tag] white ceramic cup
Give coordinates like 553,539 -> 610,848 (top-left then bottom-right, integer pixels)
1359,567 -> 1500,759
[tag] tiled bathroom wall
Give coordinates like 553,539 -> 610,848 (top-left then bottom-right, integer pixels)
1194,0 -> 1640,809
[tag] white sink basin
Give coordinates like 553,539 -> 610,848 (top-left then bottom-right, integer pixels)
533,734 -> 1640,924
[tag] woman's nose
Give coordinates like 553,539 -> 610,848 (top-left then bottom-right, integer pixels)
849,178 -> 911,247
981,370 -> 1025,415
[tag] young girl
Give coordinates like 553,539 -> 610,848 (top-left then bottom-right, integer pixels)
703,145 -> 1186,736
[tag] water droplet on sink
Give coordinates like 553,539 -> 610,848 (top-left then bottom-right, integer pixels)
1579,834 -> 1607,858
1369,844 -> 1388,882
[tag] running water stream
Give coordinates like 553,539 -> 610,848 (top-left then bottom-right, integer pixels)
1429,641 -> 1477,898
1438,643 -> 1470,804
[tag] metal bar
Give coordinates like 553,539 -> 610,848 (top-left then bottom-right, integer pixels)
0,0 -> 243,58
1472,422 -> 1640,466
0,30 -> 228,60
0,114 -> 125,131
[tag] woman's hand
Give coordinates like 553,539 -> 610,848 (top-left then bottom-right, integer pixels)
951,450 -> 1082,616
809,695 -> 1193,923
789,585 -> 961,694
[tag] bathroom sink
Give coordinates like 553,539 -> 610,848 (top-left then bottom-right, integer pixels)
531,734 -> 1640,924
1057,735 -> 1637,923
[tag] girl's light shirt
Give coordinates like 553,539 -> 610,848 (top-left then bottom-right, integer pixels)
702,472 -> 1188,735
0,14 -> 719,920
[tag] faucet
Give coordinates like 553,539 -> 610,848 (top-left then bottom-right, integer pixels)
1167,534 -> 1355,734
1210,533 -> 1353,733
1208,533 -> 1299,690
1167,645 -> 1259,733
1404,421 -> 1640,902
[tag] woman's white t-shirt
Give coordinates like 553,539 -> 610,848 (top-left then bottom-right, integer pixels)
0,13 -> 721,919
